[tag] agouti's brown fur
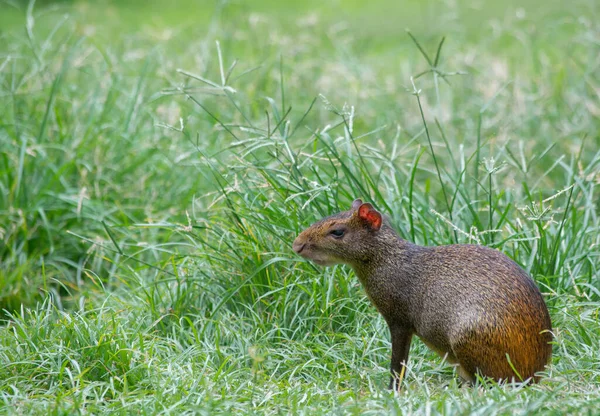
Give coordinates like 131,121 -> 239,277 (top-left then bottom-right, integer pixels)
292,199 -> 552,389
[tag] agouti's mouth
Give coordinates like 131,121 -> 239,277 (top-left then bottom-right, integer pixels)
296,250 -> 337,267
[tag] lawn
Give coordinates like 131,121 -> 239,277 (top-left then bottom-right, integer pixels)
1,0 -> 599,414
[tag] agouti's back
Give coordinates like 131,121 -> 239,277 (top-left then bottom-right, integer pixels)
293,199 -> 552,387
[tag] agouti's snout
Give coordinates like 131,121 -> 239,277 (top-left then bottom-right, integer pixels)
293,199 -> 553,389
292,238 -> 305,254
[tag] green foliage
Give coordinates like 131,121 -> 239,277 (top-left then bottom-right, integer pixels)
0,0 -> 599,414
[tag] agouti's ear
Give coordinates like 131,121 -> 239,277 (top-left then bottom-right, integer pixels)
351,199 -> 363,210
358,203 -> 382,231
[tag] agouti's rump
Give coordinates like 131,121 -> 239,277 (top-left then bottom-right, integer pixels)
293,199 -> 552,388
410,245 -> 552,383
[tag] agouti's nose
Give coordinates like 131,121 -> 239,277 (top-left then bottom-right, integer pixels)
292,238 -> 306,254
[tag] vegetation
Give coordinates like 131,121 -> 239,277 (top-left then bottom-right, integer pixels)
1,0 -> 599,413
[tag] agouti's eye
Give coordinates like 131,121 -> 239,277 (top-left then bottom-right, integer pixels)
329,229 -> 345,238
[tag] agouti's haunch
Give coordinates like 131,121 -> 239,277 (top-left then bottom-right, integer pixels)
292,199 -> 552,389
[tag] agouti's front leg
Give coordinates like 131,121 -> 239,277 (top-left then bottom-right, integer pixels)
388,325 -> 413,390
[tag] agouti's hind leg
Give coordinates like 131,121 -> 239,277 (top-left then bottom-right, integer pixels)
452,340 -> 521,383
456,364 -> 475,384
420,339 -> 475,384
388,325 -> 413,390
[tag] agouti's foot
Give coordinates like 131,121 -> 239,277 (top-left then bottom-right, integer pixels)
388,379 -> 401,391
388,372 -> 405,391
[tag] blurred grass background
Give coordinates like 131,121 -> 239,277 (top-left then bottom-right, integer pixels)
1,0 -> 599,413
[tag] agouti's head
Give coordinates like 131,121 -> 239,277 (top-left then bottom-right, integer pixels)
292,199 -> 384,266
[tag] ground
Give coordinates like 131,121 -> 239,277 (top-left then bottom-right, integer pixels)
0,0 -> 599,414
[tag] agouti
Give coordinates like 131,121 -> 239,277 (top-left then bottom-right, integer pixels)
292,199 -> 552,389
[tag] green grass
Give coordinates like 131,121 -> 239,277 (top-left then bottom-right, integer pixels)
1,0 -> 599,413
